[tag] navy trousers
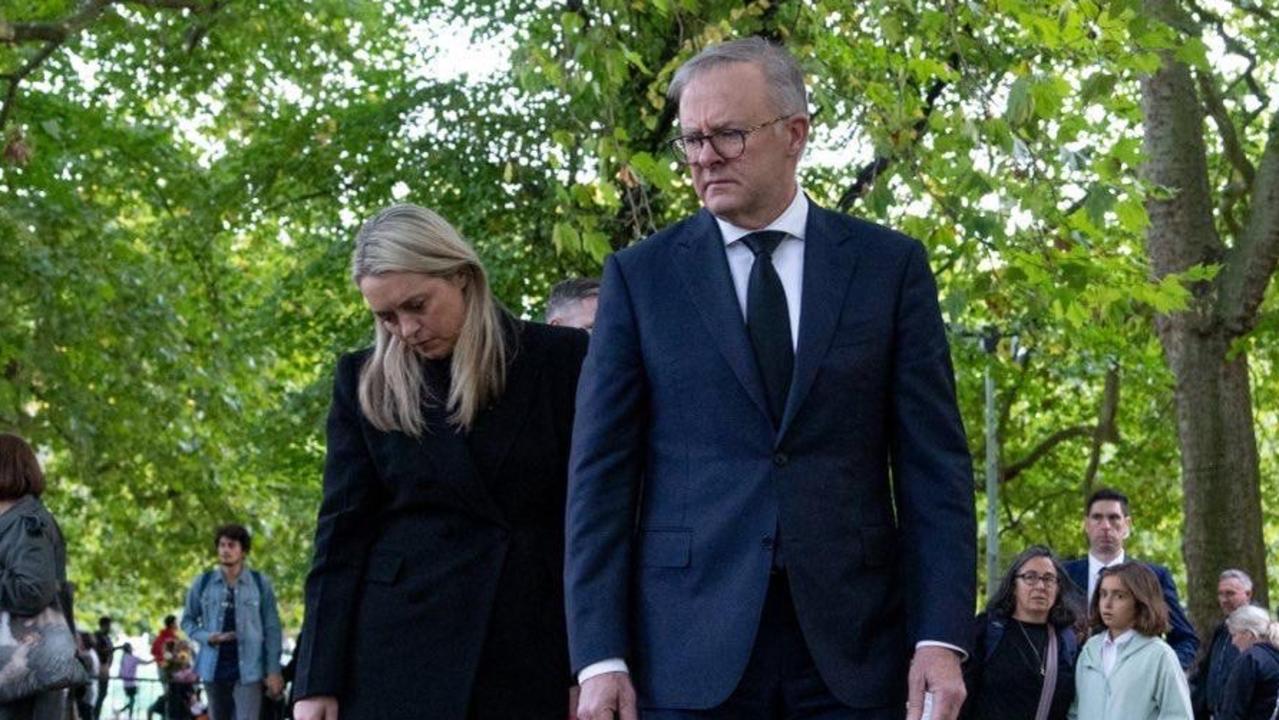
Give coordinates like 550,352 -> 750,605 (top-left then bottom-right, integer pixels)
643,573 -> 900,720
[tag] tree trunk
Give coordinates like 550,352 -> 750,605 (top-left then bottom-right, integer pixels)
1141,0 -> 1272,637
1155,319 -> 1269,634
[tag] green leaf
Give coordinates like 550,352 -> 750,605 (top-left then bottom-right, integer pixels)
1005,75 -> 1035,127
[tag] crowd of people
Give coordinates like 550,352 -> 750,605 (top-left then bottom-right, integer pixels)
962,489 -> 1279,720
3,34 -> 1279,720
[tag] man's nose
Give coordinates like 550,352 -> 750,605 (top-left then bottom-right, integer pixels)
692,138 -> 723,166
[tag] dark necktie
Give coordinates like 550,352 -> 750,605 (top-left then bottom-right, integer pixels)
740,230 -> 794,425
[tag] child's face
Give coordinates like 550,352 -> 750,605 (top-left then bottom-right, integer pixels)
1098,575 -> 1137,635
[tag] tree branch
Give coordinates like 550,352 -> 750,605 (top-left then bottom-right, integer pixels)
0,40 -> 61,131
1195,71 -> 1255,186
1082,364 -> 1120,495
837,52 -> 961,212
1141,0 -> 1223,300
0,0 -> 216,133
1217,116 -> 1279,334
1000,426 -> 1093,484
1003,365 -> 1120,486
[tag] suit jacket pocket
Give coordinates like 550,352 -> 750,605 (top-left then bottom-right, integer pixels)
364,551 -> 403,585
638,529 -> 691,568
829,320 -> 876,350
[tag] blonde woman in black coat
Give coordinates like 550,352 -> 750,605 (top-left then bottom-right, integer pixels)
292,205 -> 589,720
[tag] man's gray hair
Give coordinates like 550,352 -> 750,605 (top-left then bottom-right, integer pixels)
667,37 -> 808,117
1220,568 -> 1254,592
545,277 -> 601,322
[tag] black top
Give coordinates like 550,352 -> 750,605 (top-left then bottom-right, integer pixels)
213,585 -> 239,682
1217,642 -> 1279,720
293,318 -> 590,720
966,619 -> 1074,720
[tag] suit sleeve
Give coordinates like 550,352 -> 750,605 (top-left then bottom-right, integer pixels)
958,616 -> 987,720
887,240 -> 977,651
1158,565 -> 1200,668
564,254 -> 648,674
293,352 -> 386,699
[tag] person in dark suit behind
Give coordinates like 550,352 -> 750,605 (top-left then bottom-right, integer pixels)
566,37 -> 976,720
1192,569 -> 1252,719
545,277 -> 601,332
1063,487 -> 1199,669
291,204 -> 590,720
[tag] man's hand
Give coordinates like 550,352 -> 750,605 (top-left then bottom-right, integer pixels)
207,631 -> 236,645
576,672 -> 637,720
906,646 -> 965,720
265,672 -> 285,698
293,696 -> 338,720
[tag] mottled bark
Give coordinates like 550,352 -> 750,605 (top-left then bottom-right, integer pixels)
1142,0 -> 1273,637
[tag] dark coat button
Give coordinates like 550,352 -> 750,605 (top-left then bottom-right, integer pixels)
773,452 -> 788,467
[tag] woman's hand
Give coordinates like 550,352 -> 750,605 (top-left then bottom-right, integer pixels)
294,696 -> 339,720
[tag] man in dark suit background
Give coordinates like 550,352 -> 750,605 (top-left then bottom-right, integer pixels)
1191,569 -> 1252,718
1063,487 -> 1199,669
565,37 -> 976,720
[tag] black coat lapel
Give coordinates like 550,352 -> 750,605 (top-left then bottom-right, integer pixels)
672,210 -> 772,424
777,203 -> 859,442
466,322 -> 539,505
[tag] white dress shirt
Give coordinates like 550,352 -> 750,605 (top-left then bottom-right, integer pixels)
577,189 -> 961,685
1088,551 -> 1126,601
715,188 -> 808,349
1101,628 -> 1136,676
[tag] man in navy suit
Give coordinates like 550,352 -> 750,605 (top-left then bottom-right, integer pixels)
1063,488 -> 1199,668
565,37 -> 976,720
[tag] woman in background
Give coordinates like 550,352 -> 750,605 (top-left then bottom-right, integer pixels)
0,433 -> 73,720
1216,604 -> 1279,720
962,545 -> 1085,720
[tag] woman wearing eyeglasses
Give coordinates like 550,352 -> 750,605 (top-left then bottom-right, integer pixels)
961,546 -> 1087,720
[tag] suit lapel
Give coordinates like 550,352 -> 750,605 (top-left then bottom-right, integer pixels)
672,210 -> 772,425
777,204 -> 859,441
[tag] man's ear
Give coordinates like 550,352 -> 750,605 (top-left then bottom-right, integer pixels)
786,115 -> 810,157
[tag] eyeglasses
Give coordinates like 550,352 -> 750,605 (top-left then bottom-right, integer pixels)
668,114 -> 792,163
1015,572 -> 1059,587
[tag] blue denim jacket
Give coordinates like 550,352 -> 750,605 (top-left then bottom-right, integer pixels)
180,567 -> 283,683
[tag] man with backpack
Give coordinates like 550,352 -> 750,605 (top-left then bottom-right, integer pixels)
181,524 -> 283,720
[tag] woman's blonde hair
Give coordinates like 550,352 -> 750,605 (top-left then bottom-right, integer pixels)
352,204 -> 508,435
1227,605 -> 1279,646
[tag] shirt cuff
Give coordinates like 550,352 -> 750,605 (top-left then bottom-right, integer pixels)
916,640 -> 968,662
578,658 -> 629,685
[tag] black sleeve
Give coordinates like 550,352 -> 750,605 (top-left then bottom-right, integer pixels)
1216,651 -> 1257,720
0,513 -> 59,615
293,352 -> 387,699
959,615 -> 986,720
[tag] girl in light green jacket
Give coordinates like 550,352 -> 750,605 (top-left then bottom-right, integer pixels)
1069,562 -> 1193,720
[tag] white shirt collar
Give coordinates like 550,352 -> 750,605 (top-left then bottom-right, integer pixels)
1088,550 -> 1125,575
715,188 -> 809,247
1103,628 -> 1137,649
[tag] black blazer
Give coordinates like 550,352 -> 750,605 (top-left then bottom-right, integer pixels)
294,318 -> 589,719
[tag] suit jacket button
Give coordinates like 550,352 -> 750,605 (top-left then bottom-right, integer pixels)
762,536 -> 774,551
773,452 -> 788,467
